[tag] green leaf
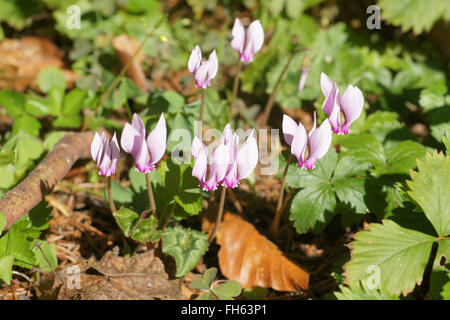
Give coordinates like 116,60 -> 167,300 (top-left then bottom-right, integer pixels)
203,267 -> 217,287
43,131 -> 67,151
162,226 -> 208,277
0,165 -> 15,189
334,282 -> 399,300
333,176 -> 369,214
0,211 -> 6,233
0,255 -> 14,285
113,207 -> 139,237
37,67 -> 66,93
62,89 -> 87,116
33,241 -> 58,272
131,215 -> 162,243
0,90 -> 25,118
28,201 -> 52,230
430,240 -> 450,299
242,287 -> 269,300
196,292 -> 212,300
12,115 -> 41,137
52,116 -> 82,129
386,141 -> 425,174
407,152 -> 450,237
289,182 -> 336,233
3,133 -> 43,165
0,150 -> 15,166
25,95 -> 53,117
211,281 -> 242,300
379,0 -> 450,33
344,219 -> 436,296
48,85 -> 64,115
442,277 -> 450,300
190,267 -> 217,290
338,133 -> 385,171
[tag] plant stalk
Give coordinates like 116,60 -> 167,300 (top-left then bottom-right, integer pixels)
209,186 -> 227,243
229,59 -> 242,124
259,47 -> 306,128
146,172 -> 157,217
107,176 -> 116,213
269,154 -> 293,238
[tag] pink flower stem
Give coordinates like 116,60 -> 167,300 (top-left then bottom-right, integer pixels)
199,89 -> 206,129
269,153 -> 293,238
107,176 -> 116,213
230,58 -> 242,124
209,186 -> 227,243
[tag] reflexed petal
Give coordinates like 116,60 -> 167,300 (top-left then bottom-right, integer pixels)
231,18 -> 245,54
131,113 -> 145,133
220,124 -> 233,144
321,82 -> 338,117
147,113 -> 167,165
298,66 -> 309,92
222,161 -> 238,188
121,123 -> 142,155
207,50 -> 218,82
306,119 -> 332,169
109,133 -> 120,174
290,122 -> 307,164
242,20 -> 264,62
188,45 -> 202,74
191,136 -> 204,159
282,114 -> 298,146
211,143 -> 229,183
320,72 -> 334,98
236,131 -> 258,180
91,132 -> 103,163
340,85 -> 364,134
192,140 -> 207,183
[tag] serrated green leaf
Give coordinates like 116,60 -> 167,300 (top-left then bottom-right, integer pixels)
0,90 -> 25,118
0,255 -> 14,285
289,182 -> 336,233
386,141 -> 425,174
333,176 -> 369,214
62,89 -> 87,116
430,240 -> 450,299
37,67 -> 66,93
162,226 -> 208,277
211,281 -> 242,300
334,282 -> 399,300
407,152 -> 450,237
338,133 -> 385,171
442,278 -> 450,300
344,219 -> 436,296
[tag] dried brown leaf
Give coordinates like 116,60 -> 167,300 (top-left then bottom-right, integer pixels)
216,213 -> 309,292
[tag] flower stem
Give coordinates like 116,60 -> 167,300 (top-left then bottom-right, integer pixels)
209,186 -> 227,243
107,176 -> 116,213
146,172 -> 157,217
229,59 -> 242,124
259,47 -> 306,128
269,154 -> 293,238
199,89 -> 206,128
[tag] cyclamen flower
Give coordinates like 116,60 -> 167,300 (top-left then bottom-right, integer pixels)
121,113 -> 166,173
188,45 -> 218,89
220,125 -> 258,188
282,113 -> 332,170
191,125 -> 258,191
320,73 -> 364,135
231,18 -> 264,62
91,132 -> 120,176
298,65 -> 310,92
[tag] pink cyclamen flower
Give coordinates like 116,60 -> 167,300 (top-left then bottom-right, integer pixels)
320,73 -> 364,135
231,18 -> 264,62
91,132 -> 120,176
188,45 -> 218,89
282,113 -> 332,170
120,113 -> 166,173
298,66 -> 310,92
220,124 -> 258,188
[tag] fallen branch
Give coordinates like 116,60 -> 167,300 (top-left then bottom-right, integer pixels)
0,131 -> 103,229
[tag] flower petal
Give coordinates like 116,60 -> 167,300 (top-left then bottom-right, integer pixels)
236,131 -> 258,180
242,20 -> 264,62
211,142 -> 230,183
298,66 -> 309,92
231,18 -> 245,54
131,113 -> 146,133
320,72 -> 334,98
194,59 -> 212,88
109,133 -> 120,174
282,114 -> 298,146
290,122 -> 307,164
305,119 -> 332,169
220,123 -> 233,145
188,45 -> 202,74
91,132 -> 103,163
191,137 -> 207,183
207,50 -> 218,82
147,113 -> 167,165
340,85 -> 364,134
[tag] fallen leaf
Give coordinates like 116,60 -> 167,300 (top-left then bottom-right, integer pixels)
112,34 -> 148,91
216,212 -> 309,292
0,37 -> 79,92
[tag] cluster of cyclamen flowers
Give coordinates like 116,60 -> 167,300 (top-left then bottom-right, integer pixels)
282,73 -> 364,169
91,113 -> 167,177
91,18 -> 364,190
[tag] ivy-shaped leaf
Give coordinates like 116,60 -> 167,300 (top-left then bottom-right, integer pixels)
162,226 -> 208,277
